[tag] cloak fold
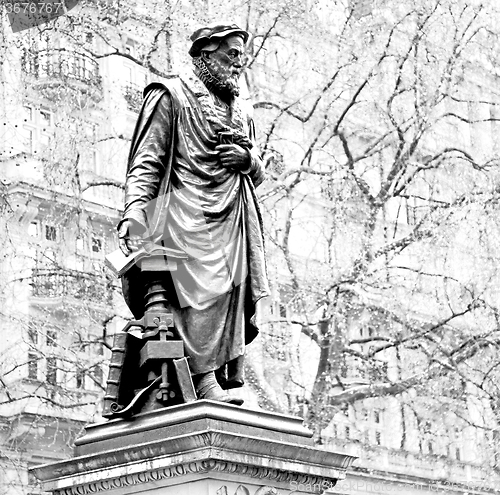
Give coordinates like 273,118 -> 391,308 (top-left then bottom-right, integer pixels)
120,76 -> 269,377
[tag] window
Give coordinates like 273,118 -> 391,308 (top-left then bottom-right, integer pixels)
138,71 -> 148,89
124,65 -> 133,85
448,428 -> 463,461
22,106 -> 54,155
340,361 -> 348,378
375,431 -> 382,445
46,357 -> 57,385
23,105 -> 33,121
76,369 -> 85,389
28,353 -> 38,379
122,63 -> 149,113
91,236 -> 102,253
25,129 -> 34,154
91,149 -> 99,173
76,236 -> 84,251
84,122 -> 96,140
405,195 -> 433,227
28,327 -> 38,344
95,341 -> 104,355
39,109 -> 52,127
46,329 -> 57,346
125,39 -> 135,56
92,260 -> 104,272
39,132 -> 50,148
331,423 -> 337,437
45,224 -> 57,241
279,302 -> 287,318
77,123 -> 100,173
28,221 -> 39,237
75,258 -> 84,271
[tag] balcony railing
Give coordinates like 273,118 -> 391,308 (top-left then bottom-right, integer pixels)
31,269 -> 112,305
22,49 -> 103,102
123,83 -> 143,112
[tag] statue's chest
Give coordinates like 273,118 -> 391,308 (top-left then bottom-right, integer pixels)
212,100 -> 232,128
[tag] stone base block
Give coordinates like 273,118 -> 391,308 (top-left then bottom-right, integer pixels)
32,400 -> 356,495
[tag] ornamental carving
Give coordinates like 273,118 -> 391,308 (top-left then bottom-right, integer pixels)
217,485 -> 278,495
53,459 -> 337,495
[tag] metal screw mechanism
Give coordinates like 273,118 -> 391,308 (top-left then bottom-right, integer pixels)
155,315 -> 175,402
142,277 -> 178,404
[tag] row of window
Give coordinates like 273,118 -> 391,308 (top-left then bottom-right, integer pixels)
329,421 -> 463,460
27,328 -> 105,355
22,105 -> 100,172
28,220 -> 105,254
27,353 -> 104,391
338,358 -> 388,381
22,105 -> 52,157
421,438 -> 462,461
28,327 -> 57,347
328,421 -> 383,446
28,221 -> 57,241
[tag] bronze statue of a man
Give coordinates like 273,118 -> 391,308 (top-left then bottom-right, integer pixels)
116,24 -> 269,408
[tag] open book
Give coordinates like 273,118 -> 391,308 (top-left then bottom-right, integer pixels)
105,244 -> 188,277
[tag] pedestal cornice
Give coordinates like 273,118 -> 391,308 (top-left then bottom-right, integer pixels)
32,401 -> 357,495
74,399 -> 314,455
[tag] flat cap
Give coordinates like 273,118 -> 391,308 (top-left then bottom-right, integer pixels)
189,24 -> 249,57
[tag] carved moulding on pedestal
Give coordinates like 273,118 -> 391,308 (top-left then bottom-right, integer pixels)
52,459 -> 341,495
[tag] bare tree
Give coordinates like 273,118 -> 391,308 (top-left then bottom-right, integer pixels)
237,0 -> 500,474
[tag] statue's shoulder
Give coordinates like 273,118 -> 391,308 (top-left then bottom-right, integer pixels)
143,76 -> 198,111
143,76 -> 184,100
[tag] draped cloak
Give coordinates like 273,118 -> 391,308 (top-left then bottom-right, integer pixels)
119,74 -> 269,377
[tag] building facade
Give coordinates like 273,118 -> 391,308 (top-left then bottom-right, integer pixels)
1,0 -> 500,494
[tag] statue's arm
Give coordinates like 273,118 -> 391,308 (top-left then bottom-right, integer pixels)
245,119 -> 265,187
120,92 -> 174,233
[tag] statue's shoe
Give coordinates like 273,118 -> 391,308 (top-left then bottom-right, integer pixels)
195,371 -> 244,406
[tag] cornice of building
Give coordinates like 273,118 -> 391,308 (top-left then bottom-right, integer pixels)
0,411 -> 87,432
347,463 -> 499,495
5,180 -> 122,224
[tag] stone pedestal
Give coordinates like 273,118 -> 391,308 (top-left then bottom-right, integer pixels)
32,401 -> 356,495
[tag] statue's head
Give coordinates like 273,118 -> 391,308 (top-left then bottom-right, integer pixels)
189,24 -> 250,97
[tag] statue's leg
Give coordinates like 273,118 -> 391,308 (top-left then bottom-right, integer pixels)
193,371 -> 243,406
224,355 -> 245,389
215,356 -> 245,390
142,271 -> 244,407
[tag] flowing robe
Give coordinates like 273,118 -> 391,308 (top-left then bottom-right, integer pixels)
119,74 -> 269,378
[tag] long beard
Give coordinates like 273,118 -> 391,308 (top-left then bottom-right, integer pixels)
192,57 -> 240,100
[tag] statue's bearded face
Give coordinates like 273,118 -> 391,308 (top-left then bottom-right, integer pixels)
203,35 -> 246,95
